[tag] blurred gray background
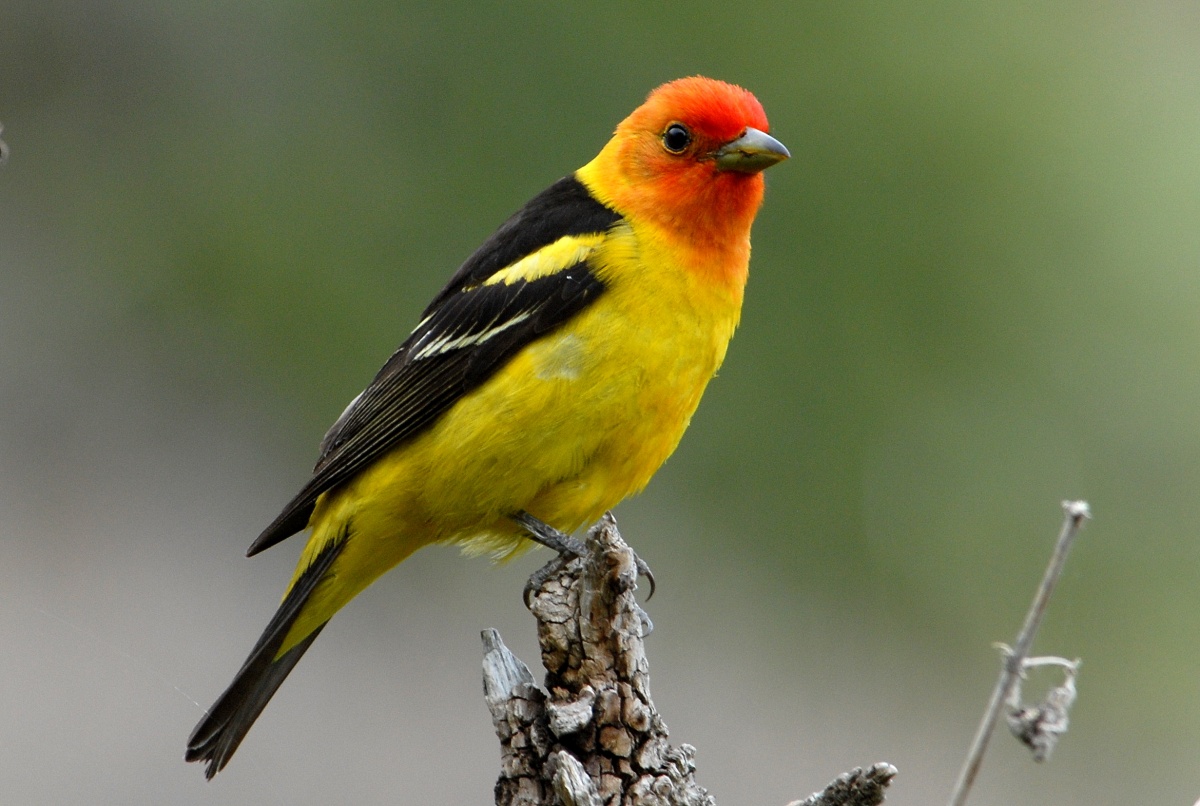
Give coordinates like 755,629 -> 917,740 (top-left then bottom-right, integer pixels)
2,2 -> 1198,804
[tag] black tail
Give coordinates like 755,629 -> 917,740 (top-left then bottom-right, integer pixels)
186,537 -> 344,778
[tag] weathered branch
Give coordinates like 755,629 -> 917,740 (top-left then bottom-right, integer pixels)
482,513 -> 896,805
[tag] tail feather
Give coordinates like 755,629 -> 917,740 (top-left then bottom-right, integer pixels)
186,536 -> 344,778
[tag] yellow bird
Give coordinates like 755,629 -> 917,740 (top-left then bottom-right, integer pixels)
186,76 -> 788,778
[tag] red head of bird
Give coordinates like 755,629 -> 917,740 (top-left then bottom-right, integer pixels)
582,76 -> 788,286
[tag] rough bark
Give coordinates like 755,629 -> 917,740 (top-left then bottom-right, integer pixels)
482,513 -> 896,806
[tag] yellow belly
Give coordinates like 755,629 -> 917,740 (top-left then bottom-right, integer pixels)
279,223 -> 744,652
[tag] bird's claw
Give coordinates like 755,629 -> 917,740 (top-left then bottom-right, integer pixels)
634,554 -> 656,600
523,552 -> 572,608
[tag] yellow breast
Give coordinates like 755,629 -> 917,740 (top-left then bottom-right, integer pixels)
283,217 -> 746,650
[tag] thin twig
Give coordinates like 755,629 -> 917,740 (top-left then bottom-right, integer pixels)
946,500 -> 1090,806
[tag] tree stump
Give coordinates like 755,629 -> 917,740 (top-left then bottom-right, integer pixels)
482,513 -> 896,806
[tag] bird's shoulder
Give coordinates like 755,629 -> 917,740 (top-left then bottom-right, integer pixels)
423,174 -> 625,311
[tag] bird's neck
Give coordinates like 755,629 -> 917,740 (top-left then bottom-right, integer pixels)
575,159 -> 760,296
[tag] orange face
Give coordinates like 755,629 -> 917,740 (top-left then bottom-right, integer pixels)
596,77 -> 786,259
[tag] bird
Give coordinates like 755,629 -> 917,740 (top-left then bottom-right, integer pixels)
186,75 -> 788,778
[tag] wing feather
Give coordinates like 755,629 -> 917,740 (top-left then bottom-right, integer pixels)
246,175 -> 620,556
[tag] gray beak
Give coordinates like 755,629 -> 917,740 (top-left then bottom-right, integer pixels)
713,127 -> 790,173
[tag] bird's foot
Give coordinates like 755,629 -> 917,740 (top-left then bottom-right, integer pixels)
515,511 -> 655,607
516,511 -> 583,608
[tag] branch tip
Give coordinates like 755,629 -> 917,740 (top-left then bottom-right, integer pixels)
1060,500 -> 1090,523
788,763 -> 898,806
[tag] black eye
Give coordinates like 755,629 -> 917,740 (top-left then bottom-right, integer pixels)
662,123 -> 691,154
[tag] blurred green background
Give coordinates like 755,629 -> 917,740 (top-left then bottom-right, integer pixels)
2,2 -> 1198,804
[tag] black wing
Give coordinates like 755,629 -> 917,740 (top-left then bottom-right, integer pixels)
246,175 -> 621,556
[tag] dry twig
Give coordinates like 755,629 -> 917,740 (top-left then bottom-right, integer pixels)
947,500 -> 1090,806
